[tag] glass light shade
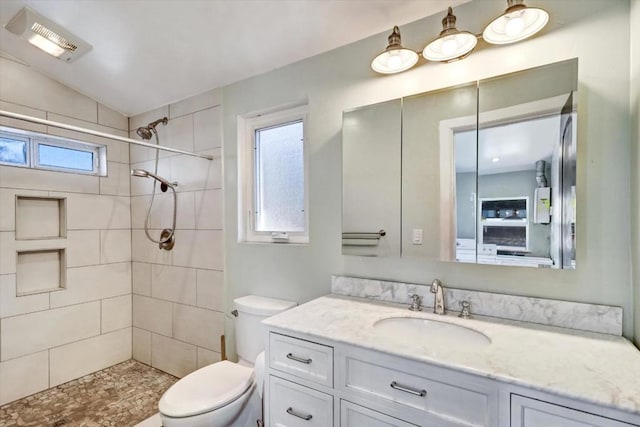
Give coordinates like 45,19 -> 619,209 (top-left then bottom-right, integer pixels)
371,48 -> 419,74
423,32 -> 477,62
483,5 -> 549,45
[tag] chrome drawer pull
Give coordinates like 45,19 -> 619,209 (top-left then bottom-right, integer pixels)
287,407 -> 313,420
390,381 -> 427,397
286,353 -> 312,364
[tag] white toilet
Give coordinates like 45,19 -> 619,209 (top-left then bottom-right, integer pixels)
158,295 -> 296,427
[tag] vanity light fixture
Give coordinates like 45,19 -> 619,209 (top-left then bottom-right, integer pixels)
423,7 -> 477,62
370,26 -> 419,74
371,1 -> 549,74
482,0 -> 549,45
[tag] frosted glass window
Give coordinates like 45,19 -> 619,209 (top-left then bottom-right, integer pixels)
37,143 -> 95,172
254,120 -> 305,232
0,135 -> 27,165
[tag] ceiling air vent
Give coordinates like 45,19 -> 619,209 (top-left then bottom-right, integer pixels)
4,6 -> 91,63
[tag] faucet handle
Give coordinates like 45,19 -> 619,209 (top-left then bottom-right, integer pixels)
458,301 -> 472,319
409,294 -> 422,311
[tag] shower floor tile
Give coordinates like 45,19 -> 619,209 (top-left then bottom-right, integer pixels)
0,360 -> 177,427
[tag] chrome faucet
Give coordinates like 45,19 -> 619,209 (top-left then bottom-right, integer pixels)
430,279 -> 446,315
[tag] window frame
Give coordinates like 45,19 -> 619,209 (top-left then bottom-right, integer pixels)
0,126 -> 107,176
238,104 -> 309,244
0,130 -> 30,168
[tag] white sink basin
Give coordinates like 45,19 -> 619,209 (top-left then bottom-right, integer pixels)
372,316 -> 492,348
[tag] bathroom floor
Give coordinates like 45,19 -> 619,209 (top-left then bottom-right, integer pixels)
0,360 -> 177,427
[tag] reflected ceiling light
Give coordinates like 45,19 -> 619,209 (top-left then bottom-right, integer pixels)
483,0 -> 549,45
492,157 -> 500,163
423,7 -> 477,62
371,26 -> 419,74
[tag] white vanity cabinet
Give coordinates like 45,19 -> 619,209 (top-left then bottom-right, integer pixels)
510,395 -> 638,427
265,329 -> 640,427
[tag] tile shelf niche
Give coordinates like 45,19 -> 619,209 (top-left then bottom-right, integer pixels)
16,249 -> 67,295
14,195 -> 68,295
15,196 -> 67,240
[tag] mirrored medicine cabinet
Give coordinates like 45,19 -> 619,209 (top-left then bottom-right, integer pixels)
342,58 -> 578,269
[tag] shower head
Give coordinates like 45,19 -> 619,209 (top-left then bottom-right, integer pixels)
136,117 -> 168,140
130,169 -> 173,188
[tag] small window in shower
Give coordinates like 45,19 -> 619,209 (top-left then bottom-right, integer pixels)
0,126 -> 107,176
0,132 -> 28,166
238,104 -> 308,244
36,142 -> 95,172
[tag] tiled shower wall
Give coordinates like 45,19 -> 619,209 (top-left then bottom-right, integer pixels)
129,90 -> 225,378
0,57 -> 132,405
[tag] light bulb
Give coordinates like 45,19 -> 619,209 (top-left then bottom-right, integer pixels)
387,51 -> 402,71
505,13 -> 525,37
441,36 -> 459,56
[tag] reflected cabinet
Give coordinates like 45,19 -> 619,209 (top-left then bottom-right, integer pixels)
342,58 -> 578,269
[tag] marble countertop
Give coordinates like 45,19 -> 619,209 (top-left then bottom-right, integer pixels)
263,294 -> 640,415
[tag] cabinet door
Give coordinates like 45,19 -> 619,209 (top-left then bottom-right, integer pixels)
270,376 -> 333,427
511,395 -> 636,427
340,401 -> 418,427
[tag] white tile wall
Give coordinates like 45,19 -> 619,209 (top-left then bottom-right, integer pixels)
132,262 -> 152,296
173,304 -> 224,351
62,193 -> 131,230
102,295 -> 132,333
169,88 -> 222,119
197,347 -> 221,369
194,190 -> 223,230
0,351 -> 49,405
196,269 -> 224,311
50,262 -> 131,308
151,264 -> 197,305
0,274 -> 49,318
194,107 -> 223,151
100,229 -> 132,264
98,103 -> 128,131
0,189 -> 48,232
151,333 -> 197,378
133,327 -> 152,365
130,92 -> 225,380
132,295 -> 173,336
67,230 -> 101,267
49,327 -> 131,386
100,161 -> 132,196
1,301 -> 101,361
0,58 -> 132,404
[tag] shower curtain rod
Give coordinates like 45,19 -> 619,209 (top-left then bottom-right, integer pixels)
0,110 -> 214,161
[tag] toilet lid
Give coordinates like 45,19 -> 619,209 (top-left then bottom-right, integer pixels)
159,361 -> 255,418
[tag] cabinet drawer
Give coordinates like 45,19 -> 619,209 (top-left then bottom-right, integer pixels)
511,395 -> 637,427
269,376 -> 333,427
270,333 -> 333,387
343,355 -> 491,426
341,400 -> 418,427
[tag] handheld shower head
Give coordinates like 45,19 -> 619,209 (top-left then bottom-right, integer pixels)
136,117 -> 168,140
130,169 -> 174,188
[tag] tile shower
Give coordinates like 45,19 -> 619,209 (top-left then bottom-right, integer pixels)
0,54 -> 225,420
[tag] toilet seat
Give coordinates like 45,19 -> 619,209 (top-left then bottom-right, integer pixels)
159,361 -> 255,418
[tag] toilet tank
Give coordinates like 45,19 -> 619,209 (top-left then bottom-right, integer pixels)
234,295 -> 296,364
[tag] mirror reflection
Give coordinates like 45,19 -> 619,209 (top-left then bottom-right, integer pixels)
341,59 -> 577,269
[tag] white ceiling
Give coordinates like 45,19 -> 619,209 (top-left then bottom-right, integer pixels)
0,0 -> 465,117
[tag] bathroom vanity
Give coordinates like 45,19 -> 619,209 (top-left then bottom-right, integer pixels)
263,295 -> 640,427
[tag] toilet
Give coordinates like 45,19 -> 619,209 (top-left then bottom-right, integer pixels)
158,295 -> 297,427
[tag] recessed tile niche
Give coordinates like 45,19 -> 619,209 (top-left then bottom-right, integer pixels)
14,196 -> 67,295
15,196 -> 67,240
16,249 -> 67,295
